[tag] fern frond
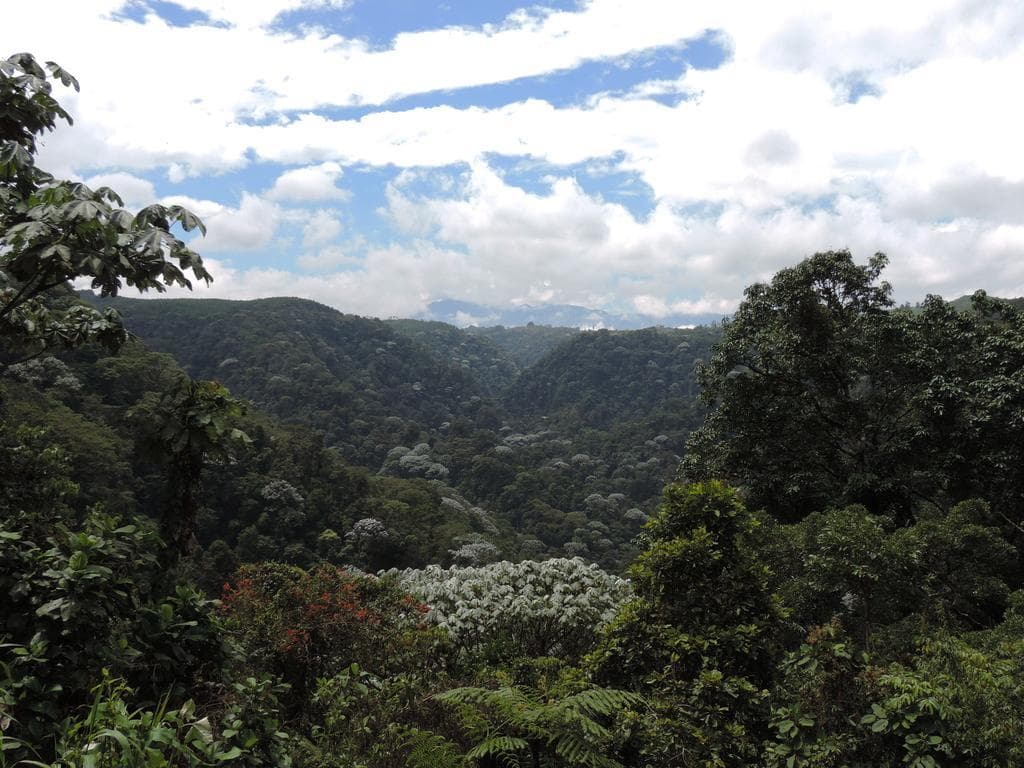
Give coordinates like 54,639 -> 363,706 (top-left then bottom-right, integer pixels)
435,683 -> 638,768
436,685 -> 533,711
558,688 -> 644,719
435,687 -> 499,739
402,727 -> 464,768
549,732 -> 623,768
465,734 -> 530,761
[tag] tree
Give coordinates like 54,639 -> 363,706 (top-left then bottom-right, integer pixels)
590,481 -> 785,767
392,558 -> 630,662
0,422 -> 233,760
220,562 -> 434,706
683,250 -> 1024,526
0,53 -> 210,366
762,499 -> 1017,649
682,251 -> 901,520
133,377 -> 250,556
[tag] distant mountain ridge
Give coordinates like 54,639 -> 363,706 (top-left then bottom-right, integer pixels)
420,298 -> 722,329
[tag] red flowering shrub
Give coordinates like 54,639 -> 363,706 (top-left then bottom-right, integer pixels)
220,563 -> 433,700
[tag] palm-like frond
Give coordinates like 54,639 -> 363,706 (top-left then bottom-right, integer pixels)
402,727 -> 465,768
435,683 -> 643,767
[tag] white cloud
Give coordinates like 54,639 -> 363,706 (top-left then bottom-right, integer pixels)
453,310 -> 498,327
632,295 -> 671,318
8,0 -> 1024,316
267,162 -> 349,201
9,0 -> 724,178
161,193 -> 282,251
164,0 -> 351,29
301,209 -> 343,247
296,244 -> 359,271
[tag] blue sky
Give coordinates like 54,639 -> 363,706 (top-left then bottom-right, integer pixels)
5,1 -> 1024,323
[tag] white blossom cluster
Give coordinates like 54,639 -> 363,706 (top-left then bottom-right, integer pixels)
501,431 -> 554,447
623,508 -> 649,524
260,479 -> 304,507
380,443 -> 450,480
448,534 -> 501,566
387,557 -> 631,656
346,517 -> 389,543
6,356 -> 81,393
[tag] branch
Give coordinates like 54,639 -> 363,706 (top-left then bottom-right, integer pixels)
0,346 -> 47,374
0,277 -> 69,320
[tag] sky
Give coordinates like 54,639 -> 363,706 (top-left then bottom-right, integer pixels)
4,0 -> 1024,324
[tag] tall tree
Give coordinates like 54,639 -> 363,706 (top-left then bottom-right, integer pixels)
683,250 -> 1024,526
134,377 -> 250,556
590,481 -> 785,767
0,52 -> 209,366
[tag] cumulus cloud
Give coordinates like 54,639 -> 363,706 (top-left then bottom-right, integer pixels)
296,244 -> 359,271
8,0 -> 1024,317
267,162 -> 350,202
378,161 -> 1024,316
744,130 -> 800,167
162,193 -> 282,251
301,209 -> 343,247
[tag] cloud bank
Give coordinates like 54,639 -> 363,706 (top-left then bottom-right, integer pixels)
4,0 -> 1023,321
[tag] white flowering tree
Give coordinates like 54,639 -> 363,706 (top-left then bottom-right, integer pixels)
380,443 -> 450,480
388,557 -> 631,661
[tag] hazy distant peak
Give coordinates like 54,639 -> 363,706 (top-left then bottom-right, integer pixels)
421,299 -> 720,330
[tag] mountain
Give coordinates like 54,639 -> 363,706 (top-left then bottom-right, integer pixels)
946,294 -> 1024,312
84,295 -> 493,467
383,318 -> 519,397
421,298 -> 722,329
504,326 -> 718,428
77,292 -> 723,569
466,324 -> 580,369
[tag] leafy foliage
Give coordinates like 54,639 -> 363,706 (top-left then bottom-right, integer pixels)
220,563 -> 435,704
591,481 -> 785,767
0,54 -> 209,364
685,250 -> 1024,527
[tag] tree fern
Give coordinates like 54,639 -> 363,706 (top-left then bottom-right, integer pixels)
402,727 -> 464,768
558,688 -> 642,719
435,683 -> 643,767
466,735 -> 531,761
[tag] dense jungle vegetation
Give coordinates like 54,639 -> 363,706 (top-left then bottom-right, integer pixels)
2,53 -> 1024,767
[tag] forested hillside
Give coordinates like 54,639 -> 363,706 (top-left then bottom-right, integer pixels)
505,325 -> 714,426
465,323 -> 579,368
83,292 -> 713,571
384,317 -> 521,396
4,54 -> 1024,768
89,296 -> 493,467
